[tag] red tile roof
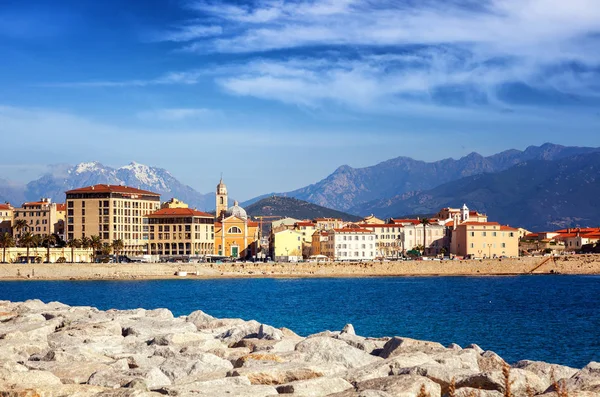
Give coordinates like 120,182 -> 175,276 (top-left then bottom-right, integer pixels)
66,184 -> 160,196
296,222 -> 315,227
390,219 -> 421,225
22,201 -> 51,207
500,225 -> 518,231
0,204 -> 12,210
460,222 -> 501,226
148,208 -> 213,218
358,223 -> 404,229
333,228 -> 373,233
56,203 -> 66,212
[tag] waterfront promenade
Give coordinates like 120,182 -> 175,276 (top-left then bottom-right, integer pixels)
1,255 -> 599,280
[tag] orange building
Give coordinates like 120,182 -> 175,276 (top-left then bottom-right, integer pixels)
212,179 -> 259,259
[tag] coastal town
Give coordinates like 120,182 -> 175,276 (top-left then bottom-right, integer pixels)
0,178 -> 598,265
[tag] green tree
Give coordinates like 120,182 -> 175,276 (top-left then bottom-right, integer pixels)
112,239 -> 124,262
80,236 -> 91,263
18,232 -> 36,264
90,235 -> 102,262
420,218 -> 431,256
0,232 -> 15,263
42,234 -> 57,263
101,243 -> 112,257
13,219 -> 28,238
67,239 -> 81,263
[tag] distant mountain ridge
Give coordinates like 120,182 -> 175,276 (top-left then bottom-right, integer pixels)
245,196 -> 361,222
278,143 -> 600,213
4,161 -> 214,210
359,152 -> 600,230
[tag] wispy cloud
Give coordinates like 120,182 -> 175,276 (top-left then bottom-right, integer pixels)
136,107 -> 214,121
154,24 -> 222,42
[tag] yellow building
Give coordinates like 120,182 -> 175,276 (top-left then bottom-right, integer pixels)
161,198 -> 189,209
450,222 -> 519,258
361,215 -> 386,225
213,179 -> 259,259
147,207 -> 214,257
0,203 -> 13,235
271,229 -> 303,261
65,185 -> 161,255
13,198 -> 65,239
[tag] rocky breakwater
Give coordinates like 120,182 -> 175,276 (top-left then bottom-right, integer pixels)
0,301 -> 598,397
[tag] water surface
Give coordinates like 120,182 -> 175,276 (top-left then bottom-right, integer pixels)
1,275 -> 598,368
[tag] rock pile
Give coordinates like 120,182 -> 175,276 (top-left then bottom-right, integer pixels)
0,300 -> 597,396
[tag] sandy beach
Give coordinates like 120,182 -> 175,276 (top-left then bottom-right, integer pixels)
0,254 -> 599,281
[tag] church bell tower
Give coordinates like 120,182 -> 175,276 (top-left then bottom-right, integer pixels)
216,177 -> 228,219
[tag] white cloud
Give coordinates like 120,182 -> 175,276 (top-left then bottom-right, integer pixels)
157,25 -> 222,42
136,108 -> 214,121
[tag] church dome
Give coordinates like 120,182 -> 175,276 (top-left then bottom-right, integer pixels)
226,201 -> 247,220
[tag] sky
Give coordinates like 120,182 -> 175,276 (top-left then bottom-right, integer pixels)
1,0 -> 600,200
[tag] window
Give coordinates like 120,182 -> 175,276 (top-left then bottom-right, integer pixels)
471,232 -> 475,237
228,226 -> 242,234
482,232 -> 487,236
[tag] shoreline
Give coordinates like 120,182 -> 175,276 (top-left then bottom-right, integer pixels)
1,254 -> 600,281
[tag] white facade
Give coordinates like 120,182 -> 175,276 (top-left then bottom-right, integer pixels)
360,221 -> 446,257
322,228 -> 376,261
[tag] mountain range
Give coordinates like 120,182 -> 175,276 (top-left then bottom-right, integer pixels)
1,162 -> 214,211
1,143 -> 600,231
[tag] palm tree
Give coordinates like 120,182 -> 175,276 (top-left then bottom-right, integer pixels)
112,239 -> 124,262
19,232 -> 36,264
420,218 -> 431,256
42,234 -> 57,263
13,219 -> 28,239
67,239 -> 81,263
80,236 -> 91,262
90,235 -> 102,262
32,234 -> 42,262
0,232 -> 15,263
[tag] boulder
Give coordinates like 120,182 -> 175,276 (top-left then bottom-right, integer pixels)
379,337 -> 446,358
548,361 -> 600,393
87,367 -> 172,389
341,324 -> 356,335
477,351 -> 507,372
295,336 -> 382,369
186,309 -> 216,329
455,387 -> 503,397
336,333 -> 387,355
0,368 -> 63,388
456,368 -> 545,396
276,377 -> 353,396
465,344 -> 484,355
228,362 -> 330,385
150,331 -> 211,346
344,352 -> 435,384
161,375 -> 279,396
329,391 -> 394,397
258,323 -> 284,340
354,374 -> 442,397
513,359 -> 578,390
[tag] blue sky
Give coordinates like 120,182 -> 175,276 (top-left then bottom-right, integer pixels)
1,0 -> 600,200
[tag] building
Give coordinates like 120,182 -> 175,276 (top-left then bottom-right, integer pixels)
271,229 -> 303,262
271,217 -> 301,231
361,215 -> 386,225
359,220 -> 446,257
213,179 -> 259,259
450,222 -> 519,258
554,228 -> 600,251
314,218 -> 346,231
147,206 -> 214,257
65,184 -> 161,255
321,228 -> 376,261
311,230 -> 328,256
436,205 -> 488,225
12,198 -> 65,240
161,198 -> 189,209
0,203 -> 13,235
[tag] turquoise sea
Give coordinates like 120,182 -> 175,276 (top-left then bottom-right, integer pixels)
1,275 -> 598,368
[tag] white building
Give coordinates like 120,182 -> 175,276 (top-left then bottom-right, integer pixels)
322,228 -> 376,261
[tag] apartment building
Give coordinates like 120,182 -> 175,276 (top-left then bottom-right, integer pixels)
359,220 -> 446,257
65,185 -> 161,254
451,222 -> 519,258
12,198 -> 65,239
147,207 -> 214,257
0,203 -> 13,235
321,228 -> 376,261
270,229 -> 303,261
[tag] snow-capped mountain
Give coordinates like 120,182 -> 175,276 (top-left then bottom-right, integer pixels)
23,161 -> 215,211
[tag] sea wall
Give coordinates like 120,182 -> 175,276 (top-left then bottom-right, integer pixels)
0,300 -> 598,396
1,255 -> 600,280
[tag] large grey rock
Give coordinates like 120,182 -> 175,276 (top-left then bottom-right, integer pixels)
477,350 -> 507,372
354,374 -> 442,397
161,375 -> 279,396
228,361 -> 333,385
88,367 -> 172,389
456,368 -> 545,396
258,323 -> 284,340
276,376 -> 353,396
344,352 -> 435,384
186,309 -> 216,329
548,361 -> 600,393
0,368 -> 63,388
379,337 -> 446,358
514,359 -> 578,390
295,336 -> 382,369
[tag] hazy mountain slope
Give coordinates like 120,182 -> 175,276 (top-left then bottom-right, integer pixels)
0,178 -> 26,206
245,196 -> 361,222
358,152 -> 600,231
24,161 -> 214,210
281,143 -> 600,212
